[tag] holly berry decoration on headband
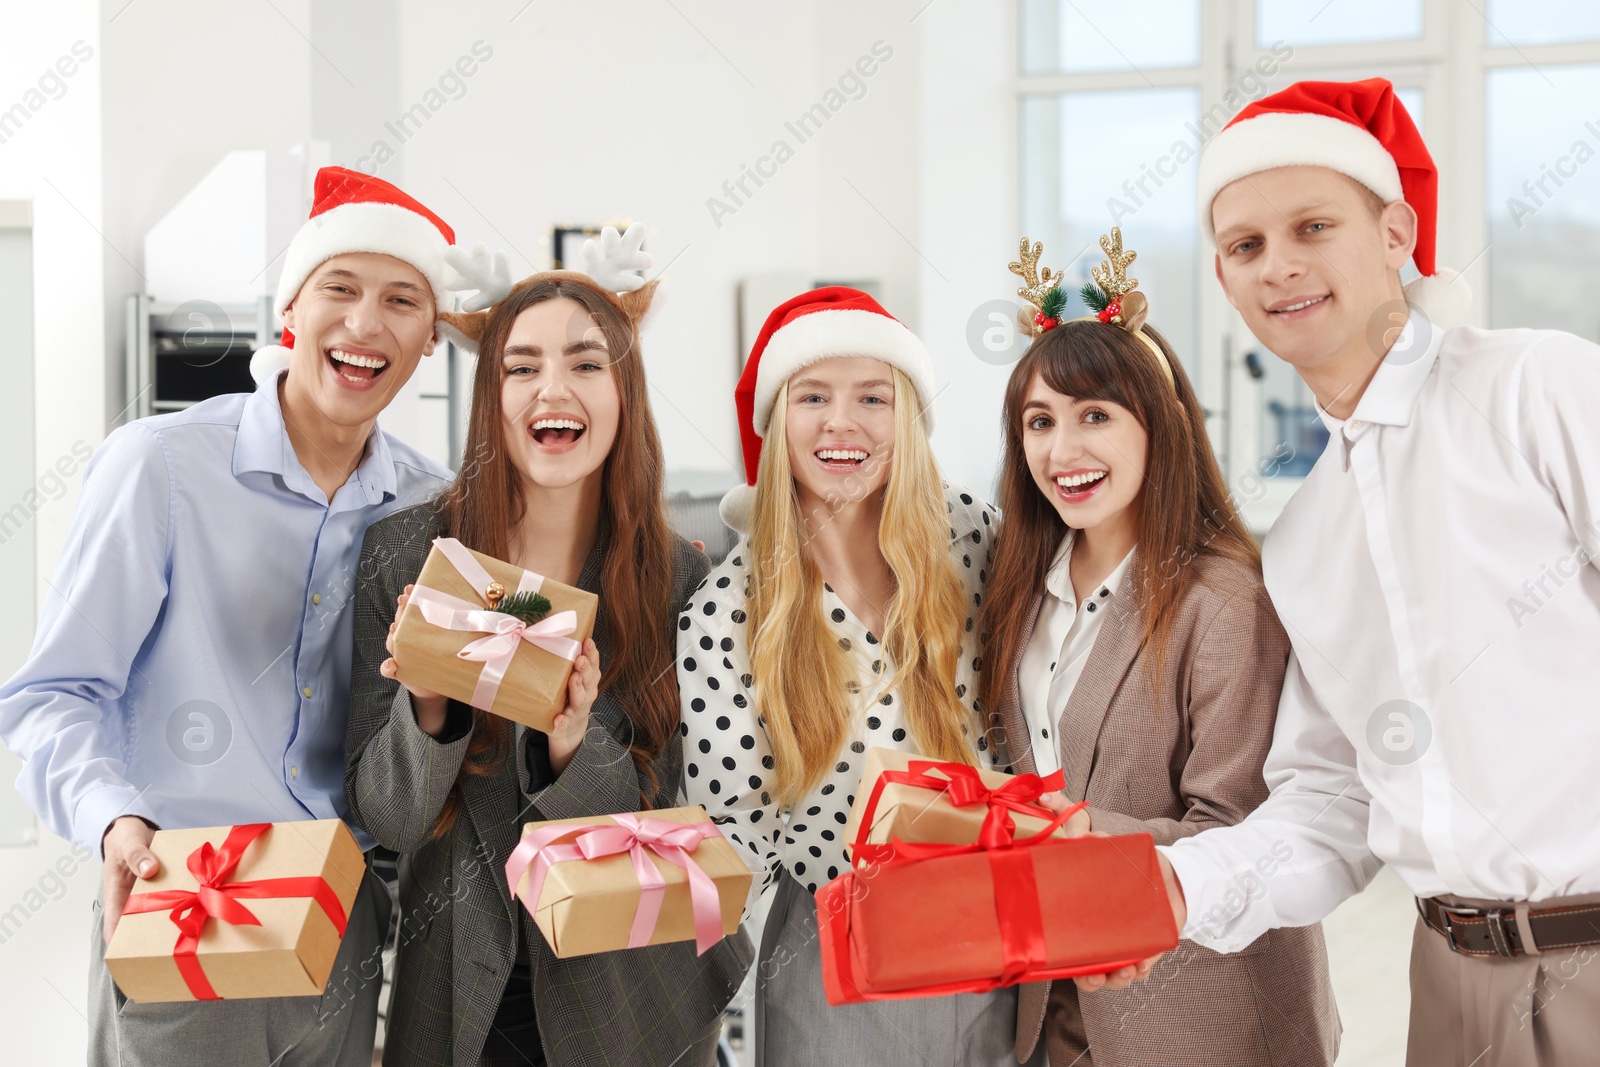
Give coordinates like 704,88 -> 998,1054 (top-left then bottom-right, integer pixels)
1009,238 -> 1067,335
1079,228 -> 1150,332
1033,285 -> 1068,332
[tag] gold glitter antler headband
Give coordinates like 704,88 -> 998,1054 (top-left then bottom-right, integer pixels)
1009,228 -> 1175,388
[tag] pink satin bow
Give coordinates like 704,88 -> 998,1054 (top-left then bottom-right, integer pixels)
506,813 -> 726,955
408,537 -> 580,710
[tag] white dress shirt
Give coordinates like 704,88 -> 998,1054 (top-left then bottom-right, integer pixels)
1017,533 -> 1136,776
678,484 -> 1003,918
1164,316 -> 1600,952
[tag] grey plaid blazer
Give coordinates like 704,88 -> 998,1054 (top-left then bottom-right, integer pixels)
997,551 -> 1340,1067
345,501 -> 754,1067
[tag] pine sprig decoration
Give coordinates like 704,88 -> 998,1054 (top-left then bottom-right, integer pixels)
495,590 -> 552,623
1080,283 -> 1109,314
1040,286 -> 1068,321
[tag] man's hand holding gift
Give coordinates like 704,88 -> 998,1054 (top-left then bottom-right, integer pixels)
1077,850 -> 1186,992
101,815 -> 161,942
1034,791 -> 1188,991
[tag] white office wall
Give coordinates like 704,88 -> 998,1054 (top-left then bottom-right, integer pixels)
0,6 -> 104,1059
389,0 -> 826,481
387,1 -> 1015,490
917,3 -> 1019,500
98,0 -> 316,421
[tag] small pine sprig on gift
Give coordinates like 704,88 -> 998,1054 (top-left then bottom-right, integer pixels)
1080,283 -> 1109,314
495,590 -> 551,624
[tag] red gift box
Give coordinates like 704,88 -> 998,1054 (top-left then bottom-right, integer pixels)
816,766 -> 1179,1003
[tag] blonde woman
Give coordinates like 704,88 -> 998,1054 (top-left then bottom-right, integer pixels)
679,288 -> 1014,1066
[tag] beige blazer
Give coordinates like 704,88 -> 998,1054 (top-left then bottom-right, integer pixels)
998,551 -> 1340,1066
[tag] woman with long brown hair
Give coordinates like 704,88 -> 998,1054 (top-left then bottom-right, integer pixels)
344,246 -> 753,1067
679,287 -> 1017,1066
984,233 -> 1339,1066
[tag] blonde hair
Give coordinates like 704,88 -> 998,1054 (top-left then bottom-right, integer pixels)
747,367 -> 977,806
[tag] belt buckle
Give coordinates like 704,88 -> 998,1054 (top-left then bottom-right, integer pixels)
1438,902 -> 1518,958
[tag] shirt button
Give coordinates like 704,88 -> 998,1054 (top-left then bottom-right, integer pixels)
1349,420 -> 1363,430
312,593 -> 321,605
302,686 -> 313,698
290,766 -> 299,779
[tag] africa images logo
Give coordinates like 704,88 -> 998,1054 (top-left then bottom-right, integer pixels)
165,699 -> 233,766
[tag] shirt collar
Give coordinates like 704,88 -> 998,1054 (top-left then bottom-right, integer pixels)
1316,311 -> 1444,437
1314,311 -> 1444,470
1044,531 -> 1137,608
233,371 -> 398,506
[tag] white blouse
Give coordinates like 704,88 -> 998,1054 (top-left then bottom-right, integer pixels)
1016,534 -> 1136,776
678,484 -> 1000,910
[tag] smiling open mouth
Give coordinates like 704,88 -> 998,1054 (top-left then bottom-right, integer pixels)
531,417 -> 586,446
1269,295 -> 1330,315
816,448 -> 869,469
327,347 -> 390,383
1056,471 -> 1107,498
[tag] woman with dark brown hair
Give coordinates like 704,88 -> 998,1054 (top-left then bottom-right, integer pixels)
983,233 -> 1339,1066
344,246 -> 753,1067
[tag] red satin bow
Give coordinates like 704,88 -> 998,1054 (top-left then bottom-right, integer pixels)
850,759 -> 1071,865
121,823 -> 350,1000
842,758 -> 1086,990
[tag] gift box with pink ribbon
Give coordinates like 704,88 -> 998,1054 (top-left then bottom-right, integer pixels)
103,819 -> 365,1002
393,536 -> 599,732
506,806 -> 752,958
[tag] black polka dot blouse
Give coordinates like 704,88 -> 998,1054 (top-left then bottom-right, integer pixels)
678,483 -> 1001,910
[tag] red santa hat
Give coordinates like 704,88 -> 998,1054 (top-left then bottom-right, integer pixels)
1197,77 -> 1470,328
250,166 -> 456,385
720,286 -> 936,534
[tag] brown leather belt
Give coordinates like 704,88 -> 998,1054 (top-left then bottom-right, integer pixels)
1417,895 -> 1600,958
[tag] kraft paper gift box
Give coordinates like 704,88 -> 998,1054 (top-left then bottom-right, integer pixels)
816,831 -> 1180,1003
393,536 -> 598,732
842,747 -> 1070,859
103,819 -> 365,1003
506,806 -> 752,959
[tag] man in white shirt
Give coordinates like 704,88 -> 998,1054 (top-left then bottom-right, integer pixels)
1080,78 -> 1600,1066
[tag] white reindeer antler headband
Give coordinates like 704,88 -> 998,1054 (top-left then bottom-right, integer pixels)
438,222 -> 661,353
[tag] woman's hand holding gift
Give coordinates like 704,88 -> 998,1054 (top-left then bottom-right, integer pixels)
1037,790 -> 1095,837
547,638 -> 601,775
381,585 -> 451,737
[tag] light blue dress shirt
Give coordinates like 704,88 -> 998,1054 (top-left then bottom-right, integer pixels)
0,376 -> 450,853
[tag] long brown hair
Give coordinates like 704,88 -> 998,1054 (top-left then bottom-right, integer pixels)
431,276 -> 678,836
978,321 -> 1258,729
747,370 -> 978,806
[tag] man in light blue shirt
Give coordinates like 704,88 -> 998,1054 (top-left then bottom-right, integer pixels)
0,167 -> 457,1066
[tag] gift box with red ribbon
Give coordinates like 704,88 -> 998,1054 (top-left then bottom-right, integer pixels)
842,747 -> 1071,859
817,759 -> 1179,1004
393,536 -> 599,732
506,806 -> 752,958
103,819 -> 365,1003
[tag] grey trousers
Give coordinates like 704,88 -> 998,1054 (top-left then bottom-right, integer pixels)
1406,909 -> 1600,1067
89,867 -> 391,1067
754,871 -> 1018,1067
